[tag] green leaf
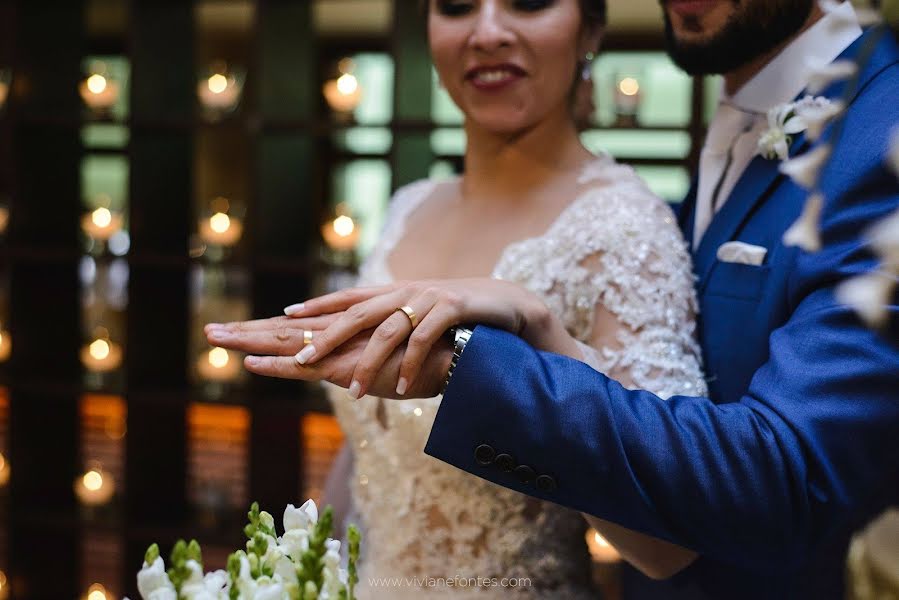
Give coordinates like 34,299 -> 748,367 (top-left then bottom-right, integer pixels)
144,543 -> 160,565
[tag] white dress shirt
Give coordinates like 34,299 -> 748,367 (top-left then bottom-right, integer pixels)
692,1 -> 863,248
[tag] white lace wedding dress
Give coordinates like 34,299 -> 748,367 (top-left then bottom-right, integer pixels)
330,154 -> 707,599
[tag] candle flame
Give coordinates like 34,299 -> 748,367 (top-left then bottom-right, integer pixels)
594,531 -> 611,547
210,212 -> 231,234
92,207 -> 112,228
83,470 -> 103,491
618,77 -> 640,96
333,215 -> 355,237
336,73 -> 358,96
209,347 -> 230,369
87,584 -> 107,600
86,74 -> 107,95
89,339 -> 111,361
208,73 -> 229,94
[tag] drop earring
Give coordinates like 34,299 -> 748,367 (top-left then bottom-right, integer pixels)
581,52 -> 595,82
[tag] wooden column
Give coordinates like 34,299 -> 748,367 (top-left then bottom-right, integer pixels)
7,2 -> 83,598
392,3 -> 433,189
249,0 -> 316,512
124,1 -> 193,594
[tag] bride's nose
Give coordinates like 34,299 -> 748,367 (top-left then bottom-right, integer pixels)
469,1 -> 516,53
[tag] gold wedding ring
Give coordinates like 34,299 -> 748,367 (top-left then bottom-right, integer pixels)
303,330 -> 314,346
396,305 -> 419,329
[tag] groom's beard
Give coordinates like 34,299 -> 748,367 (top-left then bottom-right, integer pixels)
661,0 -> 815,75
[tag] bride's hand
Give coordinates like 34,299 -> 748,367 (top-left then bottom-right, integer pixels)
283,279 -> 558,399
204,314 -> 451,398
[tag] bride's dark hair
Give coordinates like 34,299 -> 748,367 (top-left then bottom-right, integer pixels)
419,1 -> 607,28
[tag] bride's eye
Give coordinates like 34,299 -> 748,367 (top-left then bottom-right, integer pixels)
513,0 -> 555,11
436,0 -> 475,16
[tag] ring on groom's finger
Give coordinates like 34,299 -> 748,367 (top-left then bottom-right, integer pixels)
395,305 -> 419,329
303,330 -> 314,346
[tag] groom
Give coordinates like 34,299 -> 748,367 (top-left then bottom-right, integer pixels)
212,0 -> 898,597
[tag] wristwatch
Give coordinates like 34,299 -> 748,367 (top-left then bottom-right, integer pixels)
441,326 -> 473,394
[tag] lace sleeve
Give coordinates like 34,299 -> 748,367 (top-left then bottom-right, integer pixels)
571,184 -> 707,399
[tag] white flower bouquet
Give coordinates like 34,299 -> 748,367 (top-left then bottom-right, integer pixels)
131,500 -> 360,600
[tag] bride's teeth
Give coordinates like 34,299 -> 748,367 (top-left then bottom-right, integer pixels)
475,69 -> 513,83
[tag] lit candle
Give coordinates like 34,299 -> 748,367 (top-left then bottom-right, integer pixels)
80,337 -> 123,373
79,73 -> 120,111
0,569 -> 8,600
323,72 -> 362,114
81,207 -> 124,241
197,72 -> 242,111
0,452 -> 10,487
614,76 -> 641,116
197,347 -> 241,382
585,528 -> 622,563
83,583 -> 109,600
0,329 -> 11,362
321,214 -> 360,252
74,467 -> 116,506
198,211 -> 243,247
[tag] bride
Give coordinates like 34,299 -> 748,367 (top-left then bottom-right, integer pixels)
209,0 -> 706,596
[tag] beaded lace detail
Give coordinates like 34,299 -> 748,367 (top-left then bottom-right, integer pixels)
331,155 -> 706,599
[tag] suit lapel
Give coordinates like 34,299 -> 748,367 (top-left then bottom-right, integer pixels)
693,132 -> 808,293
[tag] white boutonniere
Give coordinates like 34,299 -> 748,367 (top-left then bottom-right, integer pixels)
757,95 -> 841,161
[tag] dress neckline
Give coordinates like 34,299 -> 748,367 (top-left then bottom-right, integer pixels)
380,154 -> 617,284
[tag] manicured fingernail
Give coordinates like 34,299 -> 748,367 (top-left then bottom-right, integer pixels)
396,377 -> 408,396
295,345 -> 316,364
245,356 -> 260,367
208,329 -> 232,341
205,323 -> 224,331
284,303 -> 305,316
348,380 -> 362,400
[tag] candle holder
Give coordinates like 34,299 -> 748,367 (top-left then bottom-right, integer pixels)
79,62 -> 120,116
613,72 -> 642,128
323,58 -> 363,119
198,196 -> 244,249
80,327 -> 123,374
197,61 -> 245,122
74,464 -> 116,506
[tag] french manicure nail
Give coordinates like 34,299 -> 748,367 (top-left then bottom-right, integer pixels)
208,329 -> 232,341
296,345 -> 316,364
205,323 -> 224,331
284,303 -> 305,316
396,377 -> 408,396
245,356 -> 260,367
348,380 -> 362,400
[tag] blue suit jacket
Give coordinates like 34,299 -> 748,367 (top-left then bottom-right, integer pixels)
425,29 -> 899,599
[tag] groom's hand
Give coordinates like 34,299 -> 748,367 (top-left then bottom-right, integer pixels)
204,316 -> 453,399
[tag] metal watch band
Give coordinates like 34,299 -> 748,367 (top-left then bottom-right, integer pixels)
441,326 -> 473,394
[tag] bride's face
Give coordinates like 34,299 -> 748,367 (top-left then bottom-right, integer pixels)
428,0 -> 595,134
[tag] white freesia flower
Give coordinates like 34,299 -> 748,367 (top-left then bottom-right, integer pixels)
867,207 -> 899,268
806,59 -> 858,95
259,511 -> 276,532
137,557 -> 176,600
272,554 -> 299,585
783,193 -> 824,251
758,101 -> 807,160
780,144 -> 832,190
889,128 -> 899,177
182,567 -> 230,600
147,590 -> 178,600
794,97 -> 843,141
283,500 -> 318,532
836,272 -> 896,328
278,528 -> 310,560
253,576 -> 286,600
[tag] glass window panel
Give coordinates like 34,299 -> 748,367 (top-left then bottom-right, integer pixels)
352,52 -> 394,125
82,55 -> 130,121
632,166 -> 691,203
429,160 -> 458,181
81,124 -> 129,149
591,51 -> 692,127
81,155 -> 129,212
581,130 -> 691,159
431,67 -> 464,125
331,160 -> 392,259
332,127 -> 393,154
430,128 -> 466,156
188,402 -> 249,512
704,75 -> 723,124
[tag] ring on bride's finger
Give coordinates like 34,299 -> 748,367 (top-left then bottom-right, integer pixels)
395,305 -> 419,329
303,330 -> 314,346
